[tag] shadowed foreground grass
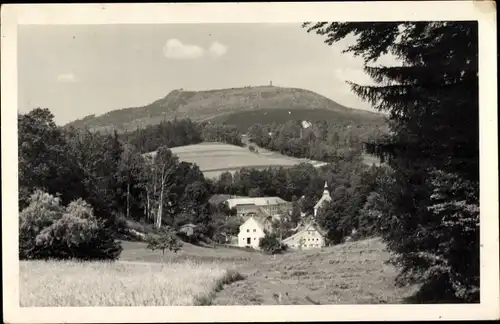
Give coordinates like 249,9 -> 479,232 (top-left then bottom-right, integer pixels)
20,260 -> 244,306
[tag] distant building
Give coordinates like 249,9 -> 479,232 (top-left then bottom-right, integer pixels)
313,182 -> 332,218
282,222 -> 326,250
226,196 -> 291,219
178,223 -> 197,237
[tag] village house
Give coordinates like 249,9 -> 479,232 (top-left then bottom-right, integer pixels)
237,215 -> 274,249
281,222 -> 326,250
281,183 -> 332,250
313,182 -> 332,218
230,196 -> 291,249
231,189 -> 333,250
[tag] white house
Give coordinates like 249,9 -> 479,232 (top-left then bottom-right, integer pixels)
313,182 -> 332,217
237,216 -> 272,249
281,222 -> 326,250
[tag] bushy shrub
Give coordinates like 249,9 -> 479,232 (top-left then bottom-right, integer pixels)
19,190 -> 122,260
19,190 -> 65,259
258,231 -> 286,254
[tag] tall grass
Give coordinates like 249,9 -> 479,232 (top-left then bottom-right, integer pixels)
20,260 -> 244,307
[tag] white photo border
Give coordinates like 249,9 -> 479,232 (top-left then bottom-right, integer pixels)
2,1 -> 498,322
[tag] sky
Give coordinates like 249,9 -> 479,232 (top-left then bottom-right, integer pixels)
18,23 -> 393,125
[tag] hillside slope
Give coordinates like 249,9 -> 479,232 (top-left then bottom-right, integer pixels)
212,238 -> 419,305
65,86 -> 385,133
211,107 -> 386,132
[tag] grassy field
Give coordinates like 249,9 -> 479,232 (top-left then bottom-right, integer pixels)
20,238 -> 417,306
170,142 -> 321,179
211,238 -> 418,305
20,259 -> 244,307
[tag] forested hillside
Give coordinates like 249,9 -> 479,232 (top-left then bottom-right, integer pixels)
65,86 -> 386,133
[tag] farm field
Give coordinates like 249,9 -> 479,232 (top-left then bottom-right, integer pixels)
170,142 -> 325,179
20,258 -> 244,307
19,238 -> 418,306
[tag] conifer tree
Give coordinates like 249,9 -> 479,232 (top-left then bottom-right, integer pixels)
303,21 -> 479,302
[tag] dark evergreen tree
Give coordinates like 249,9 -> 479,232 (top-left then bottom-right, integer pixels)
303,21 -> 479,302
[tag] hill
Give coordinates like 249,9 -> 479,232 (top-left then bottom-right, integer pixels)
65,86 -> 386,133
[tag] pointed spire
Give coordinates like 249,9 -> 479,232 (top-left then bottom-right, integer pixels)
323,181 -> 330,196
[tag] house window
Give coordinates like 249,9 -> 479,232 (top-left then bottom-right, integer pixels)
247,238 -> 251,244
254,237 -> 256,240
247,229 -> 249,232
253,229 -> 256,232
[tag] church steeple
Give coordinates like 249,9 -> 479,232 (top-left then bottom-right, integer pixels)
323,181 -> 329,196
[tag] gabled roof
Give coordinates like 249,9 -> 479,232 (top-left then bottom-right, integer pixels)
282,221 -> 326,243
226,196 -> 289,209
239,215 -> 273,232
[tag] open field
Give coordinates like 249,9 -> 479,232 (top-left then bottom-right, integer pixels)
20,238 -> 417,306
121,237 -> 418,305
211,238 -> 418,305
20,259 -> 244,307
170,142 -> 325,179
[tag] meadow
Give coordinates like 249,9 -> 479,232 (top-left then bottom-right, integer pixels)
212,238 -> 418,305
20,259 -> 244,307
20,238 -> 417,306
170,142 -> 319,179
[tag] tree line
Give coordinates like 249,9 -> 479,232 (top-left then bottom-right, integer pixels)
120,119 -> 243,154
18,108 -> 239,260
247,119 -> 387,162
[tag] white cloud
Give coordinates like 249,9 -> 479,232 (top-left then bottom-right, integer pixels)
163,38 -> 205,60
57,73 -> 77,83
208,41 -> 228,57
